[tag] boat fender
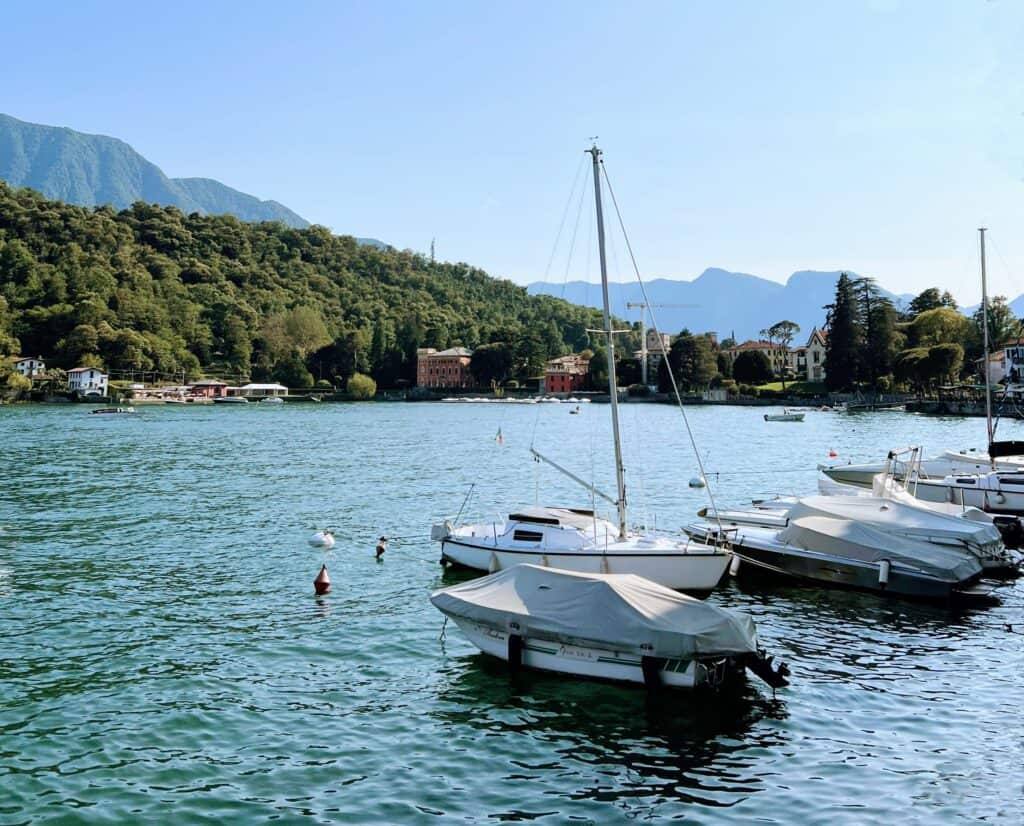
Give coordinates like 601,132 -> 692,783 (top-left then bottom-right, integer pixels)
878,559 -> 891,587
489,552 -> 500,573
728,554 -> 742,577
507,633 -> 523,672
641,656 -> 664,690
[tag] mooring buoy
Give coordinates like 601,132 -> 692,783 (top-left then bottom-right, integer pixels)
314,563 -> 331,595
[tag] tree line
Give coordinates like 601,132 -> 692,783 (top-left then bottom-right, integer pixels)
0,182 -> 632,391
824,275 -> 1017,394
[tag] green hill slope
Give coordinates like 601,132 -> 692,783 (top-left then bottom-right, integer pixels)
0,113 -> 309,228
0,182 -> 609,387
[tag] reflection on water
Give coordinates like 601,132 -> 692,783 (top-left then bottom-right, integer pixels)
1,403 -> 1022,823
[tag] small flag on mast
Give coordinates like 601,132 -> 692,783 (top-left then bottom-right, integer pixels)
495,427 -> 504,445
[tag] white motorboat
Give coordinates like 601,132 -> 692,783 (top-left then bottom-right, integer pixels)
260,396 -> 285,404
432,145 -> 731,592
764,410 -> 804,422
820,448 -> 1024,489
703,491 -> 1018,575
213,396 -> 248,404
687,513 -> 988,601
431,564 -> 789,690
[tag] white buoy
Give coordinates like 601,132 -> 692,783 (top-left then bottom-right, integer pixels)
688,476 -> 706,488
309,530 -> 335,549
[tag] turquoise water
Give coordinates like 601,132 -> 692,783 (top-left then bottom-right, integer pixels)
1,402 -> 1022,824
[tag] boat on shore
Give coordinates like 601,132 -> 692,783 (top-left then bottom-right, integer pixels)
431,564 -> 789,690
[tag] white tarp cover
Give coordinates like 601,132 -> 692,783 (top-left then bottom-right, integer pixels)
430,564 -> 758,659
791,495 -> 1003,549
778,516 -> 983,582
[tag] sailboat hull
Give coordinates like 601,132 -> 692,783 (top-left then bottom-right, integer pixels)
440,538 -> 730,593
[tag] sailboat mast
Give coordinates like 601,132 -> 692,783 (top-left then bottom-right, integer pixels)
588,144 -> 628,539
980,227 -> 994,458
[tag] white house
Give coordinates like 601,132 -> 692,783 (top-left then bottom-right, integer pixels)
68,367 -> 109,396
11,356 -> 46,378
228,382 -> 289,398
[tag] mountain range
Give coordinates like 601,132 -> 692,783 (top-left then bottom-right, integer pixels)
528,268 -> 914,343
0,113 -> 310,228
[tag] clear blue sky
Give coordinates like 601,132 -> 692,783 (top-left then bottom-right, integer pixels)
3,0 -> 1022,303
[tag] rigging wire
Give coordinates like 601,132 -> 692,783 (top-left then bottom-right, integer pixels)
599,160 -> 727,537
544,154 -> 589,294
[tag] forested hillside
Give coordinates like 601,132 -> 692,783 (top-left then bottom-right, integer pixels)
0,183 -> 611,387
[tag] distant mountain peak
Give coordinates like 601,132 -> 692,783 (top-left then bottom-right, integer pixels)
0,112 -> 309,228
528,267 -> 911,340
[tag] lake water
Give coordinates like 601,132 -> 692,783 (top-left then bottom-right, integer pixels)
1,401 -> 1022,824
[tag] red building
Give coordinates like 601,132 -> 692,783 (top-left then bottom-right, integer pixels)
543,354 -> 590,394
416,347 -> 474,389
190,379 -> 229,398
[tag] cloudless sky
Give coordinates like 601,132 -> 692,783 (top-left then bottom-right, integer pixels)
3,0 -> 1022,303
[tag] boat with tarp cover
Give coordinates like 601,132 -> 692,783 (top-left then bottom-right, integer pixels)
431,564 -> 789,690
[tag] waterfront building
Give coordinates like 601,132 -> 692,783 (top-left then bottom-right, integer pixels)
416,347 -> 474,389
68,367 -> 109,396
801,328 -> 827,381
190,379 -> 229,399
724,340 -> 788,376
10,356 -> 46,378
632,329 -> 671,383
229,383 -> 289,399
543,354 -> 590,394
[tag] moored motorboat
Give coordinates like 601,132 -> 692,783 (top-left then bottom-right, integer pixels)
89,406 -> 136,415
764,409 -> 804,422
213,396 -> 248,404
431,564 -> 789,690
687,514 -> 989,602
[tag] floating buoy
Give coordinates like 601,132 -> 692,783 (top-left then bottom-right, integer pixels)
688,476 -> 706,488
308,529 -> 335,549
375,536 -> 388,559
314,563 -> 331,595
828,449 -> 838,458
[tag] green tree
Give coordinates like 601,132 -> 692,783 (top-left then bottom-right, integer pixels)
659,330 -> 716,391
824,272 -> 860,391
766,320 -> 800,390
854,278 -> 898,392
909,307 -> 971,347
732,350 -> 773,384
906,287 -> 958,319
347,372 -> 377,400
470,342 -> 514,386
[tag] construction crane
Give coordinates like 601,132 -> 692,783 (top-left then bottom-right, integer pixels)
625,302 -> 700,386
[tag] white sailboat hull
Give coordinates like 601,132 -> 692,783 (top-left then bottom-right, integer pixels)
441,537 -> 730,592
907,478 -> 1024,515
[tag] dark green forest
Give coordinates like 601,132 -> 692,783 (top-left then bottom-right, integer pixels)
0,182 -> 615,388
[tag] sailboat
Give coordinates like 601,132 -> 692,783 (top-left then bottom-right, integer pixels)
431,145 -> 732,593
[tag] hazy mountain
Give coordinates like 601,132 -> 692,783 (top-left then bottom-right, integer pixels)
528,268 -> 914,343
0,113 -> 309,227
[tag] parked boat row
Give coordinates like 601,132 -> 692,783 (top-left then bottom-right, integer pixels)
426,152 -> 1019,698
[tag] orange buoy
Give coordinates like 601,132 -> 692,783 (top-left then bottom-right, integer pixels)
314,563 -> 331,595
828,449 -> 838,457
